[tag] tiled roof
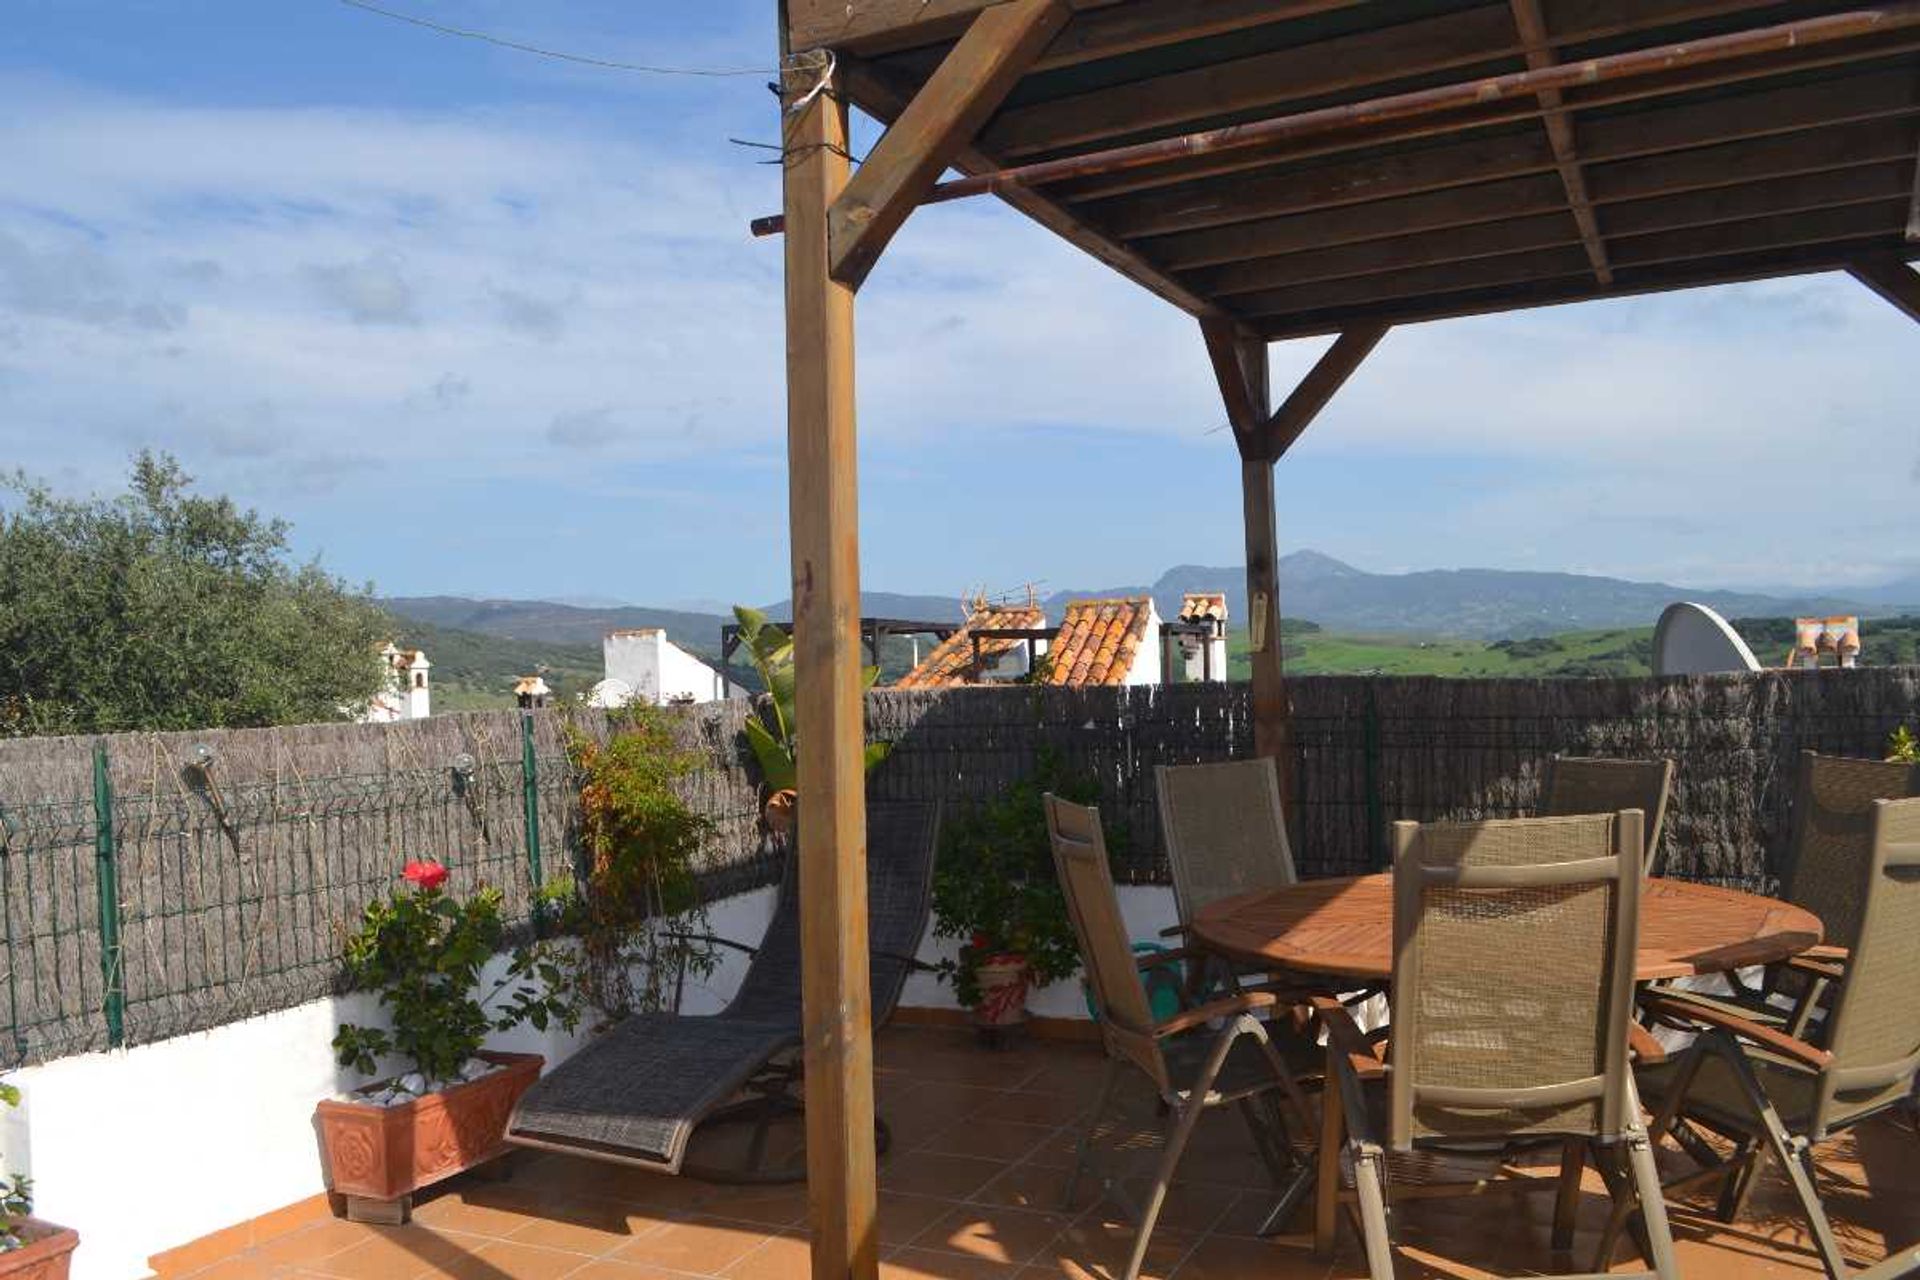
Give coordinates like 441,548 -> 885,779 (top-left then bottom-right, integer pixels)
513,675 -> 552,697
1178,592 -> 1228,623
1045,597 -> 1154,687
895,604 -> 1045,688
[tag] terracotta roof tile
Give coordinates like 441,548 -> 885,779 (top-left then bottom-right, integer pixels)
1045,597 -> 1155,687
1179,592 -> 1228,623
895,605 -> 1045,688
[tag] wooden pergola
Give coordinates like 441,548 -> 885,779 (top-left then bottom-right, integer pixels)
762,2 -> 1920,1275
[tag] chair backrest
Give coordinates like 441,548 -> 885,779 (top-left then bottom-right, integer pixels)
724,801 -> 940,1026
1155,758 -> 1297,926
1388,811 -> 1643,1152
1541,755 -> 1675,874
1784,752 -> 1920,954
1814,795 -> 1920,1134
1045,793 -> 1166,1091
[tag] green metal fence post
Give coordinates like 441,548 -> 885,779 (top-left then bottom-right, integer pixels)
91,740 -> 126,1048
1362,685 -> 1384,871
520,712 -> 544,922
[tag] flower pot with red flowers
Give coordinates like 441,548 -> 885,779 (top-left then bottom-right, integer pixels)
0,1083 -> 78,1280
931,751 -> 1125,1047
316,859 -> 582,1222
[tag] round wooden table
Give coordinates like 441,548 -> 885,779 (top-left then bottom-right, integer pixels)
1191,874 -> 1822,982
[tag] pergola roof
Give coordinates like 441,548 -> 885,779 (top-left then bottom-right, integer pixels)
790,0 -> 1920,337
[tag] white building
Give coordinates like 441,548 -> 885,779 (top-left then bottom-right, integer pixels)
359,643 -> 430,723
1171,591 -> 1231,683
587,629 -> 746,709
896,596 -> 1166,688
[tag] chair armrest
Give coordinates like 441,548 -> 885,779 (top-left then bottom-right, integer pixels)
1641,990 -> 1832,1071
1309,995 -> 1386,1081
1153,989 -> 1280,1038
1157,923 -> 1190,940
665,932 -> 759,958
1800,944 -> 1849,963
1138,946 -> 1205,972
1628,1022 -> 1667,1065
1785,955 -> 1845,981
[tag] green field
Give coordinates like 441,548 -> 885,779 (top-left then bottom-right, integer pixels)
1227,616 -> 1920,679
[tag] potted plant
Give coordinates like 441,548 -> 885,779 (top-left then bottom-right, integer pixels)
315,859 -> 581,1221
930,751 -> 1121,1043
1889,726 -> 1918,763
730,605 -> 890,832
0,1083 -> 77,1280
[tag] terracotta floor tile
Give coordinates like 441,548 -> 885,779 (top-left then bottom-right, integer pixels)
514,1159 -> 718,1217
970,1161 -> 1086,1214
718,1229 -> 815,1280
971,1091 -> 1089,1128
918,1118 -> 1058,1164
611,1215 -> 777,1275
556,1260 -> 693,1280
249,1219 -> 375,1267
1032,1217 -> 1195,1280
436,1240 -> 599,1280
880,1246 -> 1029,1279
302,1226 -> 484,1280
179,1258 -> 295,1280
882,1152 -> 1011,1201
911,1204 -> 1079,1266
876,1194 -> 970,1247
503,1204 -> 668,1257
409,1188 -> 552,1239
1174,1234 -> 1333,1280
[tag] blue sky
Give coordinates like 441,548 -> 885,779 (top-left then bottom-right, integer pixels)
4,1 -> 1916,610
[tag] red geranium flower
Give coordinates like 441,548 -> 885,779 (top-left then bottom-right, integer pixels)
402,859 -> 449,891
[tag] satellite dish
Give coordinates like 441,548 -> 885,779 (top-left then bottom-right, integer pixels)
586,677 -> 636,709
1653,602 -> 1762,676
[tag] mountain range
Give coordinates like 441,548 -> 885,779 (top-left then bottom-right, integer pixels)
385,551 -> 1919,659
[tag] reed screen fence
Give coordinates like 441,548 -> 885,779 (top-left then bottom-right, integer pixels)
0,668 -> 1913,1069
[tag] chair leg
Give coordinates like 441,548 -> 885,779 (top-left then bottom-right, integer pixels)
1717,1136 -> 1765,1223
1552,1138 -> 1587,1252
1064,1058 -> 1123,1213
1351,1145 -> 1396,1280
1123,1095 -> 1207,1280
1625,1129 -> 1682,1280
1773,1136 -> 1851,1280
1315,1075 -> 1344,1259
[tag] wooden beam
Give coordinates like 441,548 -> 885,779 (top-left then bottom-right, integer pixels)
1909,118 -> 1920,239
1252,239 -> 1894,339
1847,252 -> 1920,320
1259,326 -> 1390,461
1199,316 -> 1267,439
779,51 -> 879,1280
1188,162 -> 1913,295
828,0 -> 1067,289
1030,0 -> 1361,72
837,57 -> 1222,316
1509,0 -> 1611,283
790,0 -> 1009,55
1095,71 -> 1920,239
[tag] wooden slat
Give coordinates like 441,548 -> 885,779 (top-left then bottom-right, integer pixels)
1848,252 -> 1920,319
1253,239 -> 1896,338
1030,0 -> 1362,72
1234,199 -> 1905,317
838,56 -> 1222,316
778,54 -> 880,1280
1909,119 -> 1920,238
790,0 -> 1012,54
1584,116 -> 1919,204
1261,325 -> 1388,461
1099,73 -> 1920,240
983,0 -> 1791,161
828,0 -> 1067,289
1509,0 -> 1611,282
1191,161 -> 1913,295
1054,30 -> 1920,204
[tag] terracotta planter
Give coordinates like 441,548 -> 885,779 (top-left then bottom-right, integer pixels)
0,1221 -> 79,1280
971,955 -> 1031,1031
314,1051 -> 541,1206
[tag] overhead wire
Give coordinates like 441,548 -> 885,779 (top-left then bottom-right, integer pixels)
332,0 -> 776,78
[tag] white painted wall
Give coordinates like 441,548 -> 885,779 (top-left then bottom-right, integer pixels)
601,632 -> 744,707
1123,602 -> 1165,688
5,876 -> 1171,1280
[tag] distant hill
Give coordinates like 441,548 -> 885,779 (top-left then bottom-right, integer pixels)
385,596 -> 732,655
1040,552 -> 1880,640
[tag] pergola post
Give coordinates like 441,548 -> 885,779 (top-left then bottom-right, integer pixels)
781,50 -> 880,1280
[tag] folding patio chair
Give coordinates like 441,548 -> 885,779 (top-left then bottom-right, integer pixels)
1709,752 -> 1920,1042
1154,758 -> 1297,993
506,801 -> 939,1182
1541,755 -> 1675,874
1635,794 -> 1920,1280
1045,793 -> 1319,1280
1315,810 -> 1679,1280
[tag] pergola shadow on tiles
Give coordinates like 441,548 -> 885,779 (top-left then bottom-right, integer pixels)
761,1 -> 1920,1275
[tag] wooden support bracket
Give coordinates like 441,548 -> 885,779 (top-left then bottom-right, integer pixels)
828,0 -> 1068,290
1847,253 -> 1920,321
1200,315 -> 1270,449
1261,325 -> 1391,461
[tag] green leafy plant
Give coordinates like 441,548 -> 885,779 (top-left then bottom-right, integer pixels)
0,1082 -> 30,1251
730,605 -> 890,807
930,750 -> 1124,1008
332,860 -> 582,1088
1890,726 -> 1919,763
555,707 -> 720,1018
